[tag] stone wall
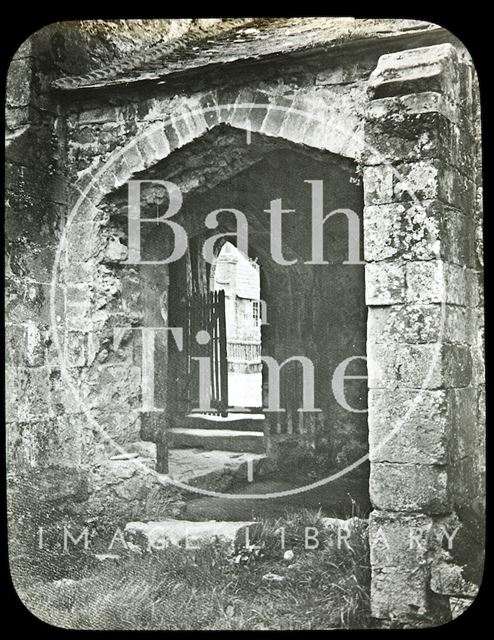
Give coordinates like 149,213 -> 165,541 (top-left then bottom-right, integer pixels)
6,30 -> 78,513
52,47 -> 375,486
5,20 -> 484,628
363,43 -> 484,624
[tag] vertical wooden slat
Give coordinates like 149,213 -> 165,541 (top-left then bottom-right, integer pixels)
217,293 -> 222,408
183,288 -> 230,416
202,292 -> 208,411
191,294 -> 197,411
213,291 -> 220,409
185,297 -> 191,412
209,292 -> 215,405
276,414 -> 281,435
218,289 -> 228,416
287,410 -> 293,435
211,291 -> 217,410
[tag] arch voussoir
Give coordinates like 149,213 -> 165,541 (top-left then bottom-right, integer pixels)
76,86 -> 362,209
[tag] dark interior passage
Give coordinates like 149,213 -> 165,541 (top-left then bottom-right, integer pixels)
176,142 -> 367,474
117,128 -> 368,480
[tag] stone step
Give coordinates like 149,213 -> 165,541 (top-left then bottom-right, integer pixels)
169,428 -> 265,454
124,517 -> 366,553
181,413 -> 265,432
125,519 -> 260,551
165,449 -> 271,490
182,476 -> 372,521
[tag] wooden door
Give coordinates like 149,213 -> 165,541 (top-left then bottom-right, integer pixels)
185,290 -> 228,416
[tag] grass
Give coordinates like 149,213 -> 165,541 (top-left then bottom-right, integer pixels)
13,509 -> 370,630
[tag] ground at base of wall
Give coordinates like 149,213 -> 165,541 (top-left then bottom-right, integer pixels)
33,442 -> 371,525
13,510 -> 371,630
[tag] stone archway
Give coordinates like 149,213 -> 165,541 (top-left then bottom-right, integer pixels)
5,17 -> 483,627
62,116 -> 369,498
62,89 -> 367,476
56,41 -> 483,625
72,87 -> 363,214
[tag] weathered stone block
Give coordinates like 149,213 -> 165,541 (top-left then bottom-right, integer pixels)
370,463 -> 450,513
16,466 -> 89,503
260,96 -> 293,138
366,342 -> 421,388
95,409 -> 141,444
81,364 -> 141,412
442,344 -> 472,388
316,60 -> 371,86
162,121 -> 180,153
97,166 -> 120,196
47,367 -> 85,416
146,126 -> 171,160
368,304 -> 443,344
66,221 -> 103,263
186,99 -> 208,135
5,325 -> 26,368
125,519 -> 259,551
6,322 -> 47,368
199,91 -> 221,129
217,87 -> 240,123
477,384 -> 485,428
365,82 -> 475,167
135,134 -> 160,171
369,511 -> 435,620
371,567 -> 429,621
365,160 -> 473,211
442,206 -> 472,266
370,510 -> 434,567
364,203 -> 404,261
449,455 -> 485,528
364,200 -> 444,262
366,92 -> 460,126
406,261 -> 467,305
78,106 -> 121,125
368,43 -> 459,101
394,160 -> 474,211
228,88 -> 255,131
171,107 -> 195,147
363,165 -> 394,205
302,118 -> 327,150
122,144 -> 145,175
444,305 -> 469,344
6,366 -> 54,422
279,98 -> 311,144
447,263 -> 472,307
66,281 -> 92,308
369,388 -> 449,464
365,262 -> 405,305
471,346 -> 485,387
6,57 -> 32,108
172,106 -> 203,146
431,561 -> 479,598
367,342 -> 471,390
449,387 -> 483,468
73,169 -> 106,206
70,124 -> 102,148
364,111 -> 472,170
5,279 -> 63,329
247,91 -> 270,132
65,331 -> 88,368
